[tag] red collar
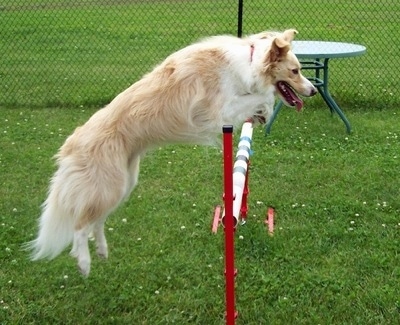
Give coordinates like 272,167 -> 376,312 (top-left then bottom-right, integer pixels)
250,44 -> 255,62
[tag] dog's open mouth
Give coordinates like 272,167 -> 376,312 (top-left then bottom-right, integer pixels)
276,81 -> 304,111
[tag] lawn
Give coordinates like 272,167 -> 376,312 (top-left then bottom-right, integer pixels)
1,0 -> 399,324
1,106 -> 399,324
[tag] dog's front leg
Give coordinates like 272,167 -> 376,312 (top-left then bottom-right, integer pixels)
223,93 -> 272,125
252,102 -> 274,126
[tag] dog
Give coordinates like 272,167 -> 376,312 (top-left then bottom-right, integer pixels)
25,29 -> 316,276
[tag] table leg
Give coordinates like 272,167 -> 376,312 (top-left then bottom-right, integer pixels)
265,100 -> 283,134
317,58 -> 352,133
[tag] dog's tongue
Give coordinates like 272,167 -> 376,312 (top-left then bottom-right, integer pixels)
294,97 -> 303,111
277,81 -> 304,111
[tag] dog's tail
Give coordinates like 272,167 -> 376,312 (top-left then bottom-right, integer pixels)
25,181 -> 75,260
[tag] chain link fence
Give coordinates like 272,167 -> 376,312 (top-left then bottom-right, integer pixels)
1,1 -> 398,109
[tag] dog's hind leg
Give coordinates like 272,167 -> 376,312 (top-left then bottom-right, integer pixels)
71,225 -> 92,276
93,219 -> 108,259
69,158 -> 135,275
88,157 -> 141,265
124,155 -> 141,201
71,180 -> 126,275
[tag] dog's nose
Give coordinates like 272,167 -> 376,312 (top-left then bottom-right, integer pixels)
310,87 -> 317,96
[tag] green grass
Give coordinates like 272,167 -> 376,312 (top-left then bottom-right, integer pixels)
1,0 -> 399,323
1,106 -> 399,324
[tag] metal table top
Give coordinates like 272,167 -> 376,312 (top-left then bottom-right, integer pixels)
292,41 -> 367,59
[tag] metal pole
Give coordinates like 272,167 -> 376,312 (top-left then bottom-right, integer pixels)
237,0 -> 243,38
222,125 -> 237,324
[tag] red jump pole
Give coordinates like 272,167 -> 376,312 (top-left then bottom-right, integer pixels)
222,125 -> 237,324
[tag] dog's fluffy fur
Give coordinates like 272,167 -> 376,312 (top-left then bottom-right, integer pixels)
26,29 -> 316,276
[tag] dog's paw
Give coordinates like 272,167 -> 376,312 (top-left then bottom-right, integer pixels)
96,246 -> 108,259
77,259 -> 91,277
250,113 -> 268,125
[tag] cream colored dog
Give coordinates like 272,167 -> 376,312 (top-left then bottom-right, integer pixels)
26,29 -> 316,276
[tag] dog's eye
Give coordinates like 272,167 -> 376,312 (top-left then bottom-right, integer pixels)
292,69 -> 299,75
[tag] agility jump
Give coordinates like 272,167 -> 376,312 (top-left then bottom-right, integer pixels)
213,121 -> 274,324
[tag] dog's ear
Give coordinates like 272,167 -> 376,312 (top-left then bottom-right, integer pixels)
268,36 -> 291,62
282,29 -> 298,42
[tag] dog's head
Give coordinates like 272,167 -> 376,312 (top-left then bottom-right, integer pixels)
263,29 -> 317,110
